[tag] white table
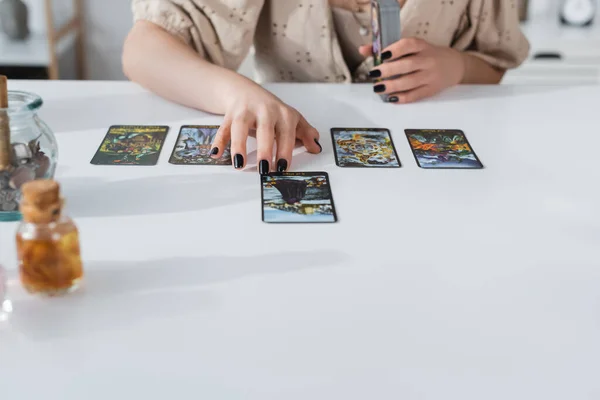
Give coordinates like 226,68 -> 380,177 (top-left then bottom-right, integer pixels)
1,81 -> 599,399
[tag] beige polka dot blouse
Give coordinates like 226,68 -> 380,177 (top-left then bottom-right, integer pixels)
131,0 -> 530,83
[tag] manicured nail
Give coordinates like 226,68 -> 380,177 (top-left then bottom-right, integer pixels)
315,139 -> 322,153
234,154 -> 244,169
277,159 -> 288,172
259,160 -> 270,175
381,51 -> 392,61
374,84 -> 386,93
210,147 -> 219,157
388,96 -> 399,103
369,69 -> 381,78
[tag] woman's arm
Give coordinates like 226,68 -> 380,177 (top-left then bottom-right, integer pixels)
460,53 -> 505,84
122,21 -> 257,115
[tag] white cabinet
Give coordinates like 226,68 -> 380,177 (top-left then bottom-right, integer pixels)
504,19 -> 600,85
0,0 -> 85,79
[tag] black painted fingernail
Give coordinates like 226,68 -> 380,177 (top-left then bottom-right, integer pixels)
374,84 -> 386,93
381,51 -> 392,61
388,96 -> 399,103
369,69 -> 381,78
210,147 -> 219,155
259,160 -> 270,175
234,154 -> 244,169
315,139 -> 322,153
277,159 -> 288,172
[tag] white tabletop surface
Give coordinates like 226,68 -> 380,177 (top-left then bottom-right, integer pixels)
0,81 -> 599,399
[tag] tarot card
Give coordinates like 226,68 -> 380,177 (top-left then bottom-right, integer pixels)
261,172 -> 338,224
372,0 -> 383,67
331,128 -> 401,168
169,125 -> 231,165
371,0 -> 402,67
405,129 -> 484,169
91,125 -> 169,166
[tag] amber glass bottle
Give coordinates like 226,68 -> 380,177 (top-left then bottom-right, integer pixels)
16,180 -> 83,296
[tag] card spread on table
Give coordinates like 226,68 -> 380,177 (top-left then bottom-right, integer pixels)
331,128 -> 401,168
90,125 -> 169,166
405,129 -> 484,169
169,125 -> 231,165
261,172 -> 337,224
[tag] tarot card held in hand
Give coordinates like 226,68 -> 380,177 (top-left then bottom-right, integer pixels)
261,172 -> 338,223
371,0 -> 383,67
405,129 -> 483,169
169,125 -> 231,165
90,125 -> 169,165
331,128 -> 401,168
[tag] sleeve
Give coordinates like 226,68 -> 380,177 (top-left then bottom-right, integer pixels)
453,0 -> 531,70
131,0 -> 264,71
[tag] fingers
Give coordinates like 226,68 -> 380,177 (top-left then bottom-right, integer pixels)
274,112 -> 297,172
297,116 -> 322,154
256,118 -> 275,175
389,85 -> 440,104
374,71 -> 431,95
230,113 -> 253,170
210,122 -> 231,159
370,55 -> 431,80
382,37 -> 427,61
359,44 -> 373,58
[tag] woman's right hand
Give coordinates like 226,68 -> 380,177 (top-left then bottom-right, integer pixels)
209,85 -> 322,174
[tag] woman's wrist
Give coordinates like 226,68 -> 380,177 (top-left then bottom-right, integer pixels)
453,49 -> 468,85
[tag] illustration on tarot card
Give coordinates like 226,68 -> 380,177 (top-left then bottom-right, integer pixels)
261,172 -> 337,223
405,129 -> 483,169
332,128 -> 400,168
91,125 -> 169,166
169,126 -> 231,165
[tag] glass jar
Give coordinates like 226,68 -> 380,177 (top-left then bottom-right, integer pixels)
0,91 -> 58,222
16,215 -> 84,296
0,263 -> 10,322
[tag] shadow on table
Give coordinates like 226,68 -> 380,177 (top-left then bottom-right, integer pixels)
40,92 -> 206,134
59,173 -> 257,218
5,250 -> 350,340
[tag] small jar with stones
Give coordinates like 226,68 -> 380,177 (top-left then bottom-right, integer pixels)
16,180 -> 83,296
0,91 -> 57,222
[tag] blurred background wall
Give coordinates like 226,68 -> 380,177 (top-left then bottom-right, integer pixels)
1,0 -> 599,84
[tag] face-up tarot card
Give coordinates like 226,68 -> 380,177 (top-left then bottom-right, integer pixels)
331,128 -> 401,168
261,172 -> 338,223
91,125 -> 169,166
405,129 -> 484,169
169,125 -> 231,165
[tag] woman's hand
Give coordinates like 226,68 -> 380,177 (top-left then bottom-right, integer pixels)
124,21 -> 321,174
360,37 -> 466,103
209,85 -> 322,174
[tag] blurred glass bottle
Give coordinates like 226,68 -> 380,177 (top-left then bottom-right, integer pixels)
16,180 -> 83,296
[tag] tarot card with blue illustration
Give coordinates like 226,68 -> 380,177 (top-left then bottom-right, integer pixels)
169,125 -> 231,165
331,128 -> 401,168
91,125 -> 169,165
261,172 -> 338,224
405,129 -> 484,169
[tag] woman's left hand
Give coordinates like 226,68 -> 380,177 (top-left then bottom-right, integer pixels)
360,37 -> 466,104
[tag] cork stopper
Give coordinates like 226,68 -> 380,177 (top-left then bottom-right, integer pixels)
19,180 -> 64,223
0,75 -> 12,171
